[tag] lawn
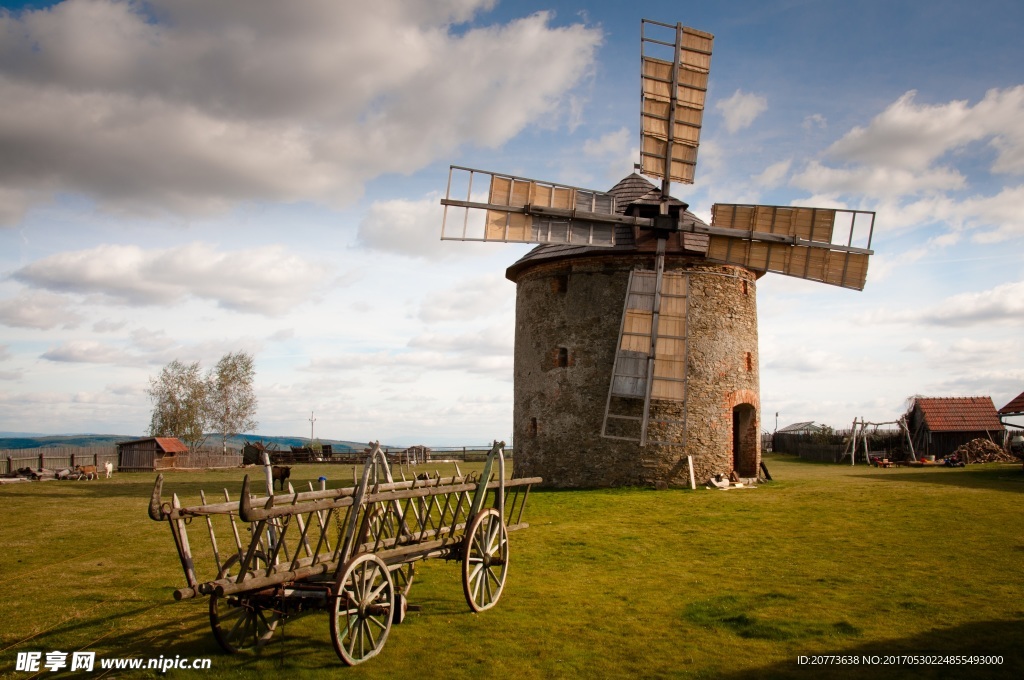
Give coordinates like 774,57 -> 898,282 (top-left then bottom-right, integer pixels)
1,455 -> 1022,678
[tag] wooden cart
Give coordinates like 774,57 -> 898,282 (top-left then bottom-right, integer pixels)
148,441 -> 540,665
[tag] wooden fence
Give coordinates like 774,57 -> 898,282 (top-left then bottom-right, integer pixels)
155,451 -> 243,470
1,445 -> 513,475
0,446 -> 118,476
269,446 -> 514,465
773,428 -> 907,463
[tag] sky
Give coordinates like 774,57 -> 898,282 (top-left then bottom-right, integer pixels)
1,0 -> 1023,444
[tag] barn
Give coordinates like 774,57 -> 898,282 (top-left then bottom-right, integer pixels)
117,437 -> 189,472
905,397 -> 1005,459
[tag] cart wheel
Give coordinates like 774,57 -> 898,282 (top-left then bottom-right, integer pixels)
217,551 -> 269,581
462,508 -> 508,613
330,554 -> 394,665
209,553 -> 279,653
390,562 -> 415,597
210,592 -> 281,653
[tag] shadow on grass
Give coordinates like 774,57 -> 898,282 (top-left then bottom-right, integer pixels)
22,599 -> 336,672
0,474 -> 283,500
712,618 -> 1024,680
854,465 -> 1024,494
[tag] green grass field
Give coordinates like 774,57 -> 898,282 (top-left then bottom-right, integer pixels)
1,455 -> 1022,678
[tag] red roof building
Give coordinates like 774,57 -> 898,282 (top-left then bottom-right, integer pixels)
998,391 -> 1024,417
116,436 -> 188,472
906,397 -> 1005,458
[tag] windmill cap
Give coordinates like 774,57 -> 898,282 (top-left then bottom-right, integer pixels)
505,173 -> 709,282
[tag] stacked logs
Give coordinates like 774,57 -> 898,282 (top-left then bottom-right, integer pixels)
951,438 -> 1015,464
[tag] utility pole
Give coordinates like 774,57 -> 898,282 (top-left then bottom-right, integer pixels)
309,411 -> 316,445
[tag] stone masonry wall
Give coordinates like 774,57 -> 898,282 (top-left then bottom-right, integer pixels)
511,254 -> 759,488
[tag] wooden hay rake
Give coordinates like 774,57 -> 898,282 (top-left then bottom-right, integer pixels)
148,441 -> 540,665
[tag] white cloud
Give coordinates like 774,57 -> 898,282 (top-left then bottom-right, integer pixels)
865,280 -> 1024,327
785,87 -> 1024,246
583,127 -> 631,158
41,340 -> 135,365
790,160 -> 965,198
408,324 -> 512,355
92,318 -> 126,333
763,346 -> 846,374
716,90 -> 767,133
358,196 -> 447,258
13,242 -> 333,315
752,160 -> 791,188
0,1 -> 602,226
268,328 -> 295,342
918,280 -> 1024,326
581,126 -> 636,180
417,274 -> 513,322
0,291 -> 83,329
826,87 -> 1024,173
901,337 -> 1019,365
802,113 -> 827,131
130,328 -> 176,352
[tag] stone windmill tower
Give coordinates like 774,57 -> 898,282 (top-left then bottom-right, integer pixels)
439,20 -> 876,488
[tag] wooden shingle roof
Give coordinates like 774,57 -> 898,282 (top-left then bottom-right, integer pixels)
505,174 -> 709,281
914,397 -> 1004,432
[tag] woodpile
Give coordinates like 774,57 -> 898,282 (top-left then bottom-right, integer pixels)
952,438 -> 1014,464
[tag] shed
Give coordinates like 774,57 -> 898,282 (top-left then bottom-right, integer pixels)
906,397 -> 1004,458
117,437 -> 188,472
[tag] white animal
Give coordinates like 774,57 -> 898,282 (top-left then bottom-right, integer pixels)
104,460 -> 113,478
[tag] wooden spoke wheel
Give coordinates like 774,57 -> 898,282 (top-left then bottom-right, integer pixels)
210,553 -> 280,653
330,554 -> 395,665
462,508 -> 508,613
216,551 -> 270,581
390,562 -> 415,597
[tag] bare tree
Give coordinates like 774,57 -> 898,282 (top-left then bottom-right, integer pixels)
208,351 -> 259,449
147,359 -> 209,452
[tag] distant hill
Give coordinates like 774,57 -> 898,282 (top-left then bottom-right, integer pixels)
0,433 -> 391,451
0,434 -> 130,449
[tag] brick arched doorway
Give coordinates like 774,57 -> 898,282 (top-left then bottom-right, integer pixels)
732,403 -> 758,477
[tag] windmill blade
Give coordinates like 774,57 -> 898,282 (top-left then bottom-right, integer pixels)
640,21 -> 714,185
704,203 -> 876,290
440,166 -> 624,247
603,269 -> 688,447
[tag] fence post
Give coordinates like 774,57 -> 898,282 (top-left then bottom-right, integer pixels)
39,452 -> 45,470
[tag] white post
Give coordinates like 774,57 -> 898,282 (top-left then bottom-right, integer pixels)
260,450 -> 277,559
687,455 -> 696,490
850,418 -> 859,466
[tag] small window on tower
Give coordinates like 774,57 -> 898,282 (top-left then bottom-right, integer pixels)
529,417 -> 538,437
553,274 -> 569,294
746,352 -> 753,372
742,279 -> 748,296
557,347 -> 569,367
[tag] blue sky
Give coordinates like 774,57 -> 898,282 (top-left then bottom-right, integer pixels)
1,0 -> 1022,443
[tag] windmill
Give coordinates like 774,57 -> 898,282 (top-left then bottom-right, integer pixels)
438,19 -> 875,487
